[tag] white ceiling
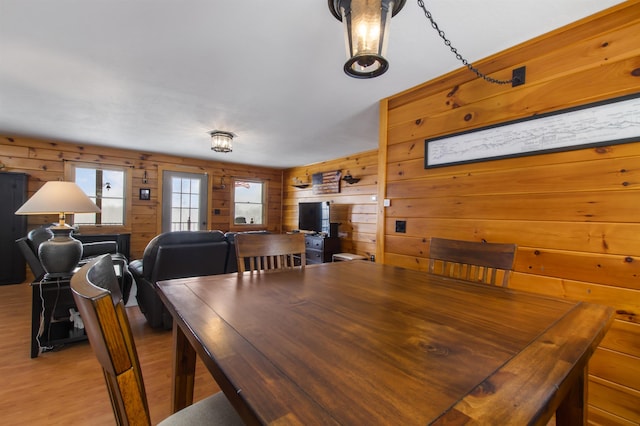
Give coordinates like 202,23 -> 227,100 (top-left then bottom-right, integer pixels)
0,1 -> 625,168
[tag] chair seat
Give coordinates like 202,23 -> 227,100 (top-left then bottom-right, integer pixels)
157,392 -> 244,426
332,252 -> 367,262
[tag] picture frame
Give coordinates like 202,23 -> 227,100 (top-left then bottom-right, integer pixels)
312,170 -> 341,195
139,188 -> 151,200
424,92 -> 640,168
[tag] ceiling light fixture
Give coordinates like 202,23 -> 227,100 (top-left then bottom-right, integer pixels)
209,130 -> 235,153
329,0 -> 525,86
329,0 -> 406,79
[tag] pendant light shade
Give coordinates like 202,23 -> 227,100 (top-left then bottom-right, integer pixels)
210,130 -> 235,153
329,0 -> 406,78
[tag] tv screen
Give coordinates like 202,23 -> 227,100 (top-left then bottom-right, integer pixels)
298,202 -> 330,234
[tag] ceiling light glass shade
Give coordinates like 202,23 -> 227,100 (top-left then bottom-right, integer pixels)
210,130 -> 235,153
329,0 -> 406,78
15,181 -> 101,278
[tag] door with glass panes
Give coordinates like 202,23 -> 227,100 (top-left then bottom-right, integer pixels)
161,171 -> 208,232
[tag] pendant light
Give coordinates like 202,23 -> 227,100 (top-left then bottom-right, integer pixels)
329,0 -> 406,79
329,0 -> 525,85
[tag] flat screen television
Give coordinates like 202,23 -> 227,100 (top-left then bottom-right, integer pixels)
298,202 -> 330,234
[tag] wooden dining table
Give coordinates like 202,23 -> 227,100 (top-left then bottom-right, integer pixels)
156,260 -> 614,425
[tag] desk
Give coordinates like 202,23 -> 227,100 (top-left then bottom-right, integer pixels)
157,261 -> 613,425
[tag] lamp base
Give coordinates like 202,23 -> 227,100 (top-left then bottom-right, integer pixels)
38,225 -> 83,279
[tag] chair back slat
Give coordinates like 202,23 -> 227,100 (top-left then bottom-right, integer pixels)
71,255 -> 151,426
235,233 -> 306,273
428,238 -> 517,287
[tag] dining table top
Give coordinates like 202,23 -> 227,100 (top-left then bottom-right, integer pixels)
157,260 -> 614,425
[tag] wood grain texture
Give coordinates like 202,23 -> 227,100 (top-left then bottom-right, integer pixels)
380,2 -> 640,422
0,281 -> 219,425
427,237 -> 517,287
0,135 -> 283,259
158,261 -> 613,425
235,233 -> 306,273
283,150 -> 378,259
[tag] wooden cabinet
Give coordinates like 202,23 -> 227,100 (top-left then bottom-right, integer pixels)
304,235 -> 340,264
0,172 -> 28,285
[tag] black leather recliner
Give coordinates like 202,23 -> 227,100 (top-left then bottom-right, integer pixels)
128,230 -> 230,329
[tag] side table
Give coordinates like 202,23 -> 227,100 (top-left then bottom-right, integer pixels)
30,259 -> 128,358
30,276 -> 87,358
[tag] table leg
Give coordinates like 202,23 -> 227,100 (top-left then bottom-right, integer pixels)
555,366 -> 586,425
171,320 -> 196,413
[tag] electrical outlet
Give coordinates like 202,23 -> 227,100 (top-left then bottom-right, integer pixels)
395,220 -> 406,233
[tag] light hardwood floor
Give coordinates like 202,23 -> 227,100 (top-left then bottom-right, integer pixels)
0,281 -> 220,425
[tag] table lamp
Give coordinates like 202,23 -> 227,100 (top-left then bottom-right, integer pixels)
15,181 -> 101,278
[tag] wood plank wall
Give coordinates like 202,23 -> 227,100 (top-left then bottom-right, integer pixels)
379,1 -> 640,424
283,150 -> 378,258
0,135 -> 283,260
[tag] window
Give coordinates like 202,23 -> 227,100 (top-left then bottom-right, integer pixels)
66,163 -> 128,226
233,179 -> 266,226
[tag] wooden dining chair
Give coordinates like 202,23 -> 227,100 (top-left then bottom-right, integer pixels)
235,233 -> 306,273
70,255 -> 244,426
428,237 -> 517,287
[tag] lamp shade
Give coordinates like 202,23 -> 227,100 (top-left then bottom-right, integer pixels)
15,181 -> 101,278
15,181 -> 101,218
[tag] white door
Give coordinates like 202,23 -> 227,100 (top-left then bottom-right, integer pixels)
161,171 -> 208,232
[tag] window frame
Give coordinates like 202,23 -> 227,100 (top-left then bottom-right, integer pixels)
231,178 -> 267,230
64,162 -> 132,232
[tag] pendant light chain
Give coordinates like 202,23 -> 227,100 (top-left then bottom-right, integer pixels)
416,0 -> 513,85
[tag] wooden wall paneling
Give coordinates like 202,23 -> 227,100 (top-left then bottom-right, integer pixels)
590,348 -> 640,391
283,150 -> 378,259
389,148 -> 640,188
384,217 -> 640,256
589,376 -> 640,424
380,2 -> 640,422
388,72 -> 637,145
515,247 -> 639,290
387,20 -> 640,133
388,138 -> 640,175
0,135 -> 283,260
384,191 -> 640,222
386,0 -> 640,112
509,273 -> 640,324
588,405 -> 638,426
376,98 -> 389,263
600,320 -> 640,356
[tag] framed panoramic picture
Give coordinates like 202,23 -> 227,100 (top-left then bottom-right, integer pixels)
424,92 -> 640,168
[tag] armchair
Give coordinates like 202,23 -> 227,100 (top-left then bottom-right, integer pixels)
128,230 -> 229,329
16,227 -> 132,303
